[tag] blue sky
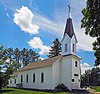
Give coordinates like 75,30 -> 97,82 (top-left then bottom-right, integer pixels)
0,0 -> 95,71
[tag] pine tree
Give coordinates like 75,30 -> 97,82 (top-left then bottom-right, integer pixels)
81,0 -> 100,66
48,38 -> 61,58
21,48 -> 40,66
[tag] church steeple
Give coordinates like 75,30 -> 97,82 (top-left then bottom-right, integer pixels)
64,5 -> 74,38
61,5 -> 77,56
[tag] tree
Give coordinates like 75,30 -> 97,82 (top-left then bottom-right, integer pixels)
0,46 -> 19,89
14,48 -> 21,69
28,49 -> 39,63
48,38 -> 61,58
0,69 -> 3,89
0,45 -> 40,89
81,67 -> 100,87
21,48 -> 39,66
81,0 -> 100,66
0,46 -> 9,89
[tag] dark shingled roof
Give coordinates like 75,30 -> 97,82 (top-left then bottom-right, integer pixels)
64,18 -> 74,38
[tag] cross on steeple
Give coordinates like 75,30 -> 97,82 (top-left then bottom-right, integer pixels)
68,5 -> 71,18
68,5 -> 71,13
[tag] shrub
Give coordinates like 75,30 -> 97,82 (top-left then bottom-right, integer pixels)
55,83 -> 70,91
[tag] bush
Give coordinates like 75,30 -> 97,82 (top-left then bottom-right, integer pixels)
55,84 -> 70,91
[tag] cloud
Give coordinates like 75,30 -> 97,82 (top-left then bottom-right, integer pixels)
13,6 -> 39,34
32,0 -> 95,52
76,28 -> 95,51
6,13 -> 9,17
28,37 -> 50,55
1,0 -> 95,52
81,62 -> 92,74
6,0 -> 94,52
69,0 -> 95,51
33,13 -> 62,36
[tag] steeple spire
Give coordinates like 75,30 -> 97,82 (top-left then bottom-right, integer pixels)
68,5 -> 71,18
63,5 -> 74,38
61,5 -> 78,56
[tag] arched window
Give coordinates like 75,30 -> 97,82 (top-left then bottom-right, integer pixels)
26,74 -> 28,83
33,73 -> 35,83
75,61 -> 78,67
10,79 -> 12,84
21,75 -> 23,83
41,73 -> 44,83
15,79 -> 16,84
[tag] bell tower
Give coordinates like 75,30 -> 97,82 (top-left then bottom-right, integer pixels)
61,5 -> 77,56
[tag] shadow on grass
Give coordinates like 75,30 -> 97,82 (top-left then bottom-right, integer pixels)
0,88 -> 90,94
72,89 -> 90,94
0,90 -> 14,93
18,88 -> 90,94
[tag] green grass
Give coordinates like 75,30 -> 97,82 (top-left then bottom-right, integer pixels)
95,86 -> 100,92
1,88 -> 72,94
90,86 -> 100,92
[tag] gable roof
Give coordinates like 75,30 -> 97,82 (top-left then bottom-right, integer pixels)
18,55 -> 61,72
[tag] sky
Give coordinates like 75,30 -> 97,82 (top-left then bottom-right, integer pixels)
0,0 -> 96,73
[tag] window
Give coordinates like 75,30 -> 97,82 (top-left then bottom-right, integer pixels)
75,61 -> 78,67
21,75 -> 23,83
41,73 -> 44,83
33,73 -> 35,83
73,44 -> 75,52
26,74 -> 28,83
65,44 -> 68,52
72,79 -> 74,82
74,74 -> 78,76
15,79 -> 16,84
10,79 -> 12,84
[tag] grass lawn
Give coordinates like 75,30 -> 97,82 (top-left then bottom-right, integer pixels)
0,88 -> 71,94
95,86 -> 100,92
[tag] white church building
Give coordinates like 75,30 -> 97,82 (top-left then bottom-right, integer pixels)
9,8 -> 82,91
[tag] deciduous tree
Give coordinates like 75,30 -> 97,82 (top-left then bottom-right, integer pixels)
81,0 -> 100,66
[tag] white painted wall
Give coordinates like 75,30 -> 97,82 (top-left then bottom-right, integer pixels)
60,55 -> 81,90
71,57 -> 81,89
61,34 -> 71,55
61,34 -> 77,56
52,59 -> 61,88
60,56 -> 72,90
9,55 -> 81,91
9,66 -> 53,89
9,78 -> 16,87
